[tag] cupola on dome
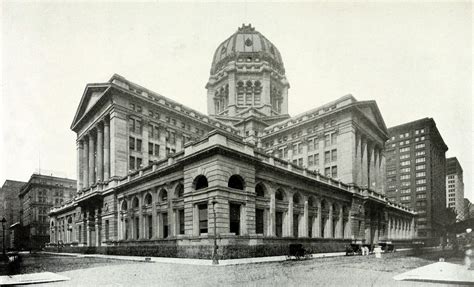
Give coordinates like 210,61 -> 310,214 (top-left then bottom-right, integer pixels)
210,24 -> 285,74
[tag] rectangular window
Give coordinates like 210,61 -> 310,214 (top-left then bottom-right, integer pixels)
416,143 -> 425,149
256,209 -> 264,234
325,167 -> 331,177
136,139 -> 142,152
415,151 -> 425,156
314,153 -> 319,166
331,166 -> 338,178
331,149 -> 337,161
416,172 -> 426,177
179,209 -> 185,235
401,189 -> 411,194
400,147 -> 410,153
325,151 -> 331,163
148,143 -> 153,155
400,154 -> 410,160
416,186 -> 426,192
324,134 -> 330,147
400,174 -> 411,180
416,179 -> 426,185
129,156 -> 135,170
401,196 -> 411,201
276,211 -> 283,237
135,217 -> 140,239
198,204 -> 208,234
416,194 -> 427,199
293,214 -> 299,237
154,144 -> 160,156
129,137 -> 135,150
136,157 -> 142,169
308,155 -> 314,166
331,133 -> 337,145
400,160 -> 411,166
415,157 -> 425,163
148,215 -> 153,239
162,212 -> 169,238
105,220 -> 109,240
229,203 -> 241,235
416,164 -> 425,170
314,139 -> 319,150
400,167 -> 411,173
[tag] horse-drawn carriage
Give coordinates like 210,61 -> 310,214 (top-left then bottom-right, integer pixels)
286,244 -> 313,260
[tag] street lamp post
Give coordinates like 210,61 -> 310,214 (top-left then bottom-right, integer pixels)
211,197 -> 219,265
1,217 -> 6,259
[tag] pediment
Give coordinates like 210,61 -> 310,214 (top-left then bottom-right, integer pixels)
71,84 -> 110,129
355,102 -> 387,133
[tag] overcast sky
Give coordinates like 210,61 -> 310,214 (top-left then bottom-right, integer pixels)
1,1 -> 472,201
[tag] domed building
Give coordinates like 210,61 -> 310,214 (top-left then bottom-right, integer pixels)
48,25 -> 416,259
206,24 -> 290,132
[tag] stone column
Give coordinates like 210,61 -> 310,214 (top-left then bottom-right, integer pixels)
316,200 -> 322,237
287,193 -> 294,237
104,119 -> 110,181
152,190 -> 158,239
361,137 -> 368,187
88,133 -> 95,186
303,197 -> 309,238
269,189 -> 276,236
85,211 -> 91,246
168,192 -> 175,237
368,142 -> 374,189
77,140 -> 84,191
355,132 -> 362,185
95,210 -> 100,246
380,152 -> 386,194
326,203 -> 333,238
387,217 -> 392,240
338,206 -> 344,238
83,136 -> 89,188
372,147 -> 378,191
97,124 -> 104,182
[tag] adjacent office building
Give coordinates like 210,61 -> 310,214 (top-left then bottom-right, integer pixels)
19,174 -> 76,249
385,118 -> 448,244
446,157 -> 464,221
0,180 -> 26,249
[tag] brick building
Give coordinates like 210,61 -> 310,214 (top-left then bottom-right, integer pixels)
385,118 -> 448,244
0,180 -> 26,249
19,174 -> 76,249
446,157 -> 464,221
49,24 -> 415,258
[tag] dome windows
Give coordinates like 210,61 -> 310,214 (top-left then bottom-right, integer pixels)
245,38 -> 253,47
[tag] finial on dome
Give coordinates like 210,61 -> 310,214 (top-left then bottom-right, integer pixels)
238,23 -> 255,32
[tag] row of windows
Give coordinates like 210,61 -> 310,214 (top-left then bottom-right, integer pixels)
269,132 -> 337,149
129,102 -> 207,136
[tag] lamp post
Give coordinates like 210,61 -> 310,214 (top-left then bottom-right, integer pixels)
211,197 -> 219,265
1,217 -> 6,259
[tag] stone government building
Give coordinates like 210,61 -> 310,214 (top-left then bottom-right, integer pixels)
48,25 -> 416,258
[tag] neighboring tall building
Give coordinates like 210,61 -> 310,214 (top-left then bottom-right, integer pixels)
19,174 -> 76,249
49,25 -> 415,258
385,118 -> 448,244
446,157 -> 464,221
0,180 -> 26,249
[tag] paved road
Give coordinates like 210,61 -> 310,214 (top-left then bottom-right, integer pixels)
35,252 -> 461,287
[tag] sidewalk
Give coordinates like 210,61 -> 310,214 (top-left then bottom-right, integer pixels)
394,261 -> 474,284
41,251 -> 349,266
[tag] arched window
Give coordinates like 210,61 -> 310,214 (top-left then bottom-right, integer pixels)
308,196 -> 315,208
293,193 -> 301,205
228,175 -> 245,190
121,200 -> 128,211
255,183 -> 266,197
193,175 -> 208,190
144,193 -> 152,205
275,188 -> 285,201
175,183 -> 184,198
67,217 -> 72,224
159,189 -> 168,202
51,221 -> 55,227
132,197 -> 139,209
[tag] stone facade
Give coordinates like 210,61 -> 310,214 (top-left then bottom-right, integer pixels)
386,118 -> 448,244
446,157 -> 464,221
19,174 -> 76,249
48,25 -> 415,258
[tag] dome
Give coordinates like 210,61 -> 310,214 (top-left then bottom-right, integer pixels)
210,24 -> 285,74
